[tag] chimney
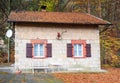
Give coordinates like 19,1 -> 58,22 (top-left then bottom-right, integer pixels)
41,5 -> 47,12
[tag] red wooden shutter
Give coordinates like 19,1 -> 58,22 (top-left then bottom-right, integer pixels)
86,44 -> 91,57
67,44 -> 73,57
26,43 -> 33,58
46,44 -> 52,57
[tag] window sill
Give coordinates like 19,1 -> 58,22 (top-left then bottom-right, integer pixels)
32,56 -> 47,59
73,56 -> 86,58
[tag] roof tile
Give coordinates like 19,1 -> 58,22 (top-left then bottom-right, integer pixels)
8,11 -> 111,25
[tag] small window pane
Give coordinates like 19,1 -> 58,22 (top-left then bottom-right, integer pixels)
39,44 -> 44,56
34,44 -> 38,56
78,44 -> 82,56
74,44 -> 77,56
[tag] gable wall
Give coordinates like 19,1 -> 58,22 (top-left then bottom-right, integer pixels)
15,23 -> 101,72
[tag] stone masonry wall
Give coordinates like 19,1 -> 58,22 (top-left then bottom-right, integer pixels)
15,23 -> 101,72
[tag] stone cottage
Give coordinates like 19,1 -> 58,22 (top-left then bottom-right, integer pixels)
8,11 -> 110,73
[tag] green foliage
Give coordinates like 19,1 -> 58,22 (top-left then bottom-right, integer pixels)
9,0 -> 56,11
38,0 -> 55,11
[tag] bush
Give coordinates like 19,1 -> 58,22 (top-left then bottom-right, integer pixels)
113,56 -> 120,68
0,48 -> 7,63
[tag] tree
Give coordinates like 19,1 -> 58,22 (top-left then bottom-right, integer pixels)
100,0 -> 120,67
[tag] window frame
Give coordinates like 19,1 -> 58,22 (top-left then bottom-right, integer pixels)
72,40 -> 86,58
31,39 -> 47,58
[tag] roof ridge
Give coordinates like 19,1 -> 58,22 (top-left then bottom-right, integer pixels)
12,11 -> 86,14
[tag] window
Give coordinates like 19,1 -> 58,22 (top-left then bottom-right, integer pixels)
67,40 -> 91,58
26,39 -> 52,58
34,44 -> 44,57
31,39 -> 47,58
67,40 -> 87,58
74,44 -> 83,57
72,40 -> 86,58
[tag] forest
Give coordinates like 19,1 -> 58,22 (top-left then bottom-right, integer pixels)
0,0 -> 120,67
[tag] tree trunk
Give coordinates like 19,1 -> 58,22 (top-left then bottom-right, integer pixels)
87,0 -> 90,14
98,0 -> 102,18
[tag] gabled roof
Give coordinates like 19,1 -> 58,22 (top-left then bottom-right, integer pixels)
8,11 -> 111,25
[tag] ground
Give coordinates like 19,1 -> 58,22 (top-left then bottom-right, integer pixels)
0,68 -> 120,83
0,73 -> 63,83
54,68 -> 120,83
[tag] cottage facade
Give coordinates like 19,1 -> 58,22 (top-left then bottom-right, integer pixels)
8,11 -> 110,72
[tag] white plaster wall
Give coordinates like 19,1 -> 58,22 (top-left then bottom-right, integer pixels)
15,23 -> 101,72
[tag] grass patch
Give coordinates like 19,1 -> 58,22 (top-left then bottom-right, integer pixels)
0,72 -> 9,74
0,63 -> 12,67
